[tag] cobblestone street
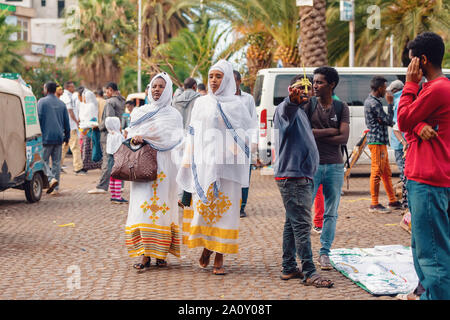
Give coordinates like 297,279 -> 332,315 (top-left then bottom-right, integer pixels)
0,159 -> 410,300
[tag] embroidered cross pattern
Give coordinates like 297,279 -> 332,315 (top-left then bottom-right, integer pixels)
140,172 -> 169,223
196,183 -> 231,226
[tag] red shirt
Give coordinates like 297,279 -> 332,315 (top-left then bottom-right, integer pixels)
397,77 -> 450,187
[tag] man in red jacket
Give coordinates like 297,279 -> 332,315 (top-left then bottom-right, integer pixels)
397,32 -> 450,300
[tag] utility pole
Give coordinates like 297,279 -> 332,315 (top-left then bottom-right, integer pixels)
138,0 -> 142,92
349,0 -> 355,67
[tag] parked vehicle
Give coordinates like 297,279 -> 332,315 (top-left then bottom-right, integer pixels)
0,74 -> 49,202
254,67 -> 450,165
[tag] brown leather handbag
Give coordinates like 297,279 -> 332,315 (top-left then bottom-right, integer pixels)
111,139 -> 157,182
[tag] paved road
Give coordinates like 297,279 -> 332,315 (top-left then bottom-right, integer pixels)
0,159 -> 411,300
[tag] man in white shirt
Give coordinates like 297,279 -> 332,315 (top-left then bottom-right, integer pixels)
60,81 -> 85,175
234,70 -> 258,218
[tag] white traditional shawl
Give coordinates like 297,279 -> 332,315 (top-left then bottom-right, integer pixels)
176,60 -> 253,204
105,117 -> 124,155
79,89 -> 99,128
126,72 -> 183,152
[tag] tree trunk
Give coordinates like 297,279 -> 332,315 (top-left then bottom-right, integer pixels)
299,0 -> 328,67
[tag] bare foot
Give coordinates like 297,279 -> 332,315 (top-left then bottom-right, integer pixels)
213,253 -> 226,275
199,248 -> 213,268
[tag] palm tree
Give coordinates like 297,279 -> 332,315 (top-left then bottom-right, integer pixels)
140,0 -> 195,58
299,0 -> 328,67
63,0 -> 136,88
0,9 -> 25,73
327,0 -> 449,67
148,13 -> 232,85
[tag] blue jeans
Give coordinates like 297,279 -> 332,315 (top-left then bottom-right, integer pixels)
241,166 -> 252,212
42,144 -> 62,191
407,179 -> 450,300
277,178 -> 316,278
312,163 -> 344,256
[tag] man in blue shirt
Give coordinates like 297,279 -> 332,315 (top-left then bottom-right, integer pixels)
37,82 -> 71,195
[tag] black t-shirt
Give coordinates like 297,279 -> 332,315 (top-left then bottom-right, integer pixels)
304,100 -> 350,164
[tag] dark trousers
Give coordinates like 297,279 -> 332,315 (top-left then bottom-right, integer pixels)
96,132 -> 111,191
241,166 -> 252,212
277,178 -> 316,278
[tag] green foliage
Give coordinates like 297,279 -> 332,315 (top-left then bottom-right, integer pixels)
63,0 -> 136,87
0,9 -> 25,73
22,58 -> 80,99
151,12 -> 231,84
118,65 -> 151,97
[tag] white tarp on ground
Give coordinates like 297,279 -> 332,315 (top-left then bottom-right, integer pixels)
329,245 -> 419,296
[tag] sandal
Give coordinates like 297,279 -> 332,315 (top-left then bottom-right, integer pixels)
156,259 -> 168,267
303,273 -> 334,288
133,256 -> 151,270
213,267 -> 226,275
199,248 -> 213,268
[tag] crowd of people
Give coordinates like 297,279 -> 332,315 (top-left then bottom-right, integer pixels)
35,31 -> 449,299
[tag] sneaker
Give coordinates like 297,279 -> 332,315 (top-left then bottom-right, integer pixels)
313,226 -> 322,234
388,201 -> 403,210
60,168 -> 66,174
369,204 -> 391,213
240,210 -> 247,218
74,169 -> 87,175
46,178 -> 59,194
88,188 -> 107,194
50,190 -> 59,196
280,268 -> 304,281
111,198 -> 129,204
318,254 -> 333,270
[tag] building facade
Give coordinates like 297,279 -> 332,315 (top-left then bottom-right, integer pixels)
1,0 -> 78,64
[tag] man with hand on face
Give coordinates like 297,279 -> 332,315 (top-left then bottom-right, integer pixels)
273,75 -> 334,288
397,32 -> 450,300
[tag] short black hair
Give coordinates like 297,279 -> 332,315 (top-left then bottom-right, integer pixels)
125,100 -> 136,106
183,77 -> 197,89
197,83 -> 206,91
105,82 -> 118,91
64,81 -> 74,88
233,70 -> 241,81
95,88 -> 104,96
407,32 -> 445,68
313,67 -> 339,89
290,74 -> 313,86
370,76 -> 387,91
45,82 -> 57,94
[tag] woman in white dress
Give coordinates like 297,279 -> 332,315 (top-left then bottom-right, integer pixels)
177,60 -> 254,275
124,73 -> 184,270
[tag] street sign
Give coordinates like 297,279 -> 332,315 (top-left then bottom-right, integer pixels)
340,0 -> 354,21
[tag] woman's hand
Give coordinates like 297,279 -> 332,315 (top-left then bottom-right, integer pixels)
132,135 -> 144,144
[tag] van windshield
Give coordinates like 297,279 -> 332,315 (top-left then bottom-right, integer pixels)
254,75 -> 264,107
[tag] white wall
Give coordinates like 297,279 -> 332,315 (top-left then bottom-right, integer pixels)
30,18 -> 72,58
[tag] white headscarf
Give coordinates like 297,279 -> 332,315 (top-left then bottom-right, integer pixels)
126,72 -> 183,151
208,59 -> 237,100
177,60 -> 254,204
105,116 -> 124,154
79,89 -> 99,128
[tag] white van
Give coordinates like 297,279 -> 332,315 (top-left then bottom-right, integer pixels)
254,67 -> 450,165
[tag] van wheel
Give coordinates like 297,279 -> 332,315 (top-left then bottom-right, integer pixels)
24,173 -> 43,203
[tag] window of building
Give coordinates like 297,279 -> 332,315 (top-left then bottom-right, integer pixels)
58,0 -> 65,18
16,18 -> 28,41
41,0 -> 46,6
